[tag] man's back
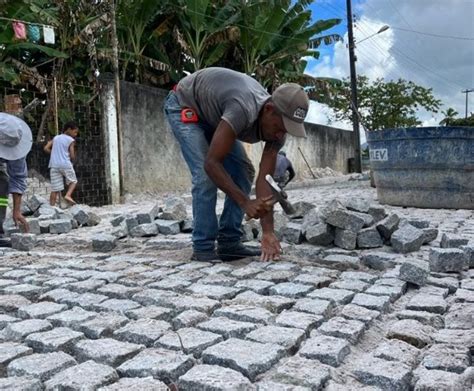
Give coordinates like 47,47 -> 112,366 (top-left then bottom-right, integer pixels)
49,134 -> 74,169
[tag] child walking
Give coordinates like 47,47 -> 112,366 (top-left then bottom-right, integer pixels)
44,121 -> 78,206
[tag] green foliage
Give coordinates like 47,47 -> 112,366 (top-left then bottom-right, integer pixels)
327,76 -> 442,130
448,115 -> 474,127
439,107 -> 459,126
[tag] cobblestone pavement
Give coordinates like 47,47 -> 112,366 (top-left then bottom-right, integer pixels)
0,178 -> 473,390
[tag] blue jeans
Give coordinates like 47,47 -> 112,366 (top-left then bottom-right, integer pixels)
164,92 -> 255,253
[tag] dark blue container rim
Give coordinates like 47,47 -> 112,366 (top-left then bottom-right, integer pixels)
367,126 -> 474,142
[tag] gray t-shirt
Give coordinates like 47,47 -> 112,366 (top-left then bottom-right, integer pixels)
176,68 -> 282,146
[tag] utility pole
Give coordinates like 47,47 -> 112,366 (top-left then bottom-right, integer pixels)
461,88 -> 474,118
346,0 -> 361,173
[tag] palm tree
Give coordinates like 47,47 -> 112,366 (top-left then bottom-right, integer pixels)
439,107 -> 459,126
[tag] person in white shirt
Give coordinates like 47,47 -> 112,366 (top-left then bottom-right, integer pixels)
44,121 -> 78,206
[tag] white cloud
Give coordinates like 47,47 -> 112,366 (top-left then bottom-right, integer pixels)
305,0 -> 474,126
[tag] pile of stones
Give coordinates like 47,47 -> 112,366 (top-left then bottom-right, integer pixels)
245,198 -> 440,254
5,195 -> 100,251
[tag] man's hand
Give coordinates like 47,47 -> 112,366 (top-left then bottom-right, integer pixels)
13,210 -> 29,233
243,196 -> 274,219
260,232 -> 281,261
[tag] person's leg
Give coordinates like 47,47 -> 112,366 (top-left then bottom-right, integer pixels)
49,191 -> 58,206
0,167 -> 10,246
49,168 -> 64,206
63,168 -> 77,205
164,92 -> 218,258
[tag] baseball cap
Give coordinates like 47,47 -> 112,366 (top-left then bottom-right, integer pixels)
272,83 -> 309,138
0,113 -> 33,160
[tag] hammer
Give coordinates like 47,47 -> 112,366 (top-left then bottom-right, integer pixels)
265,174 -> 296,215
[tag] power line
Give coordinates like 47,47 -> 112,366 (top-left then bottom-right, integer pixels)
391,26 -> 474,41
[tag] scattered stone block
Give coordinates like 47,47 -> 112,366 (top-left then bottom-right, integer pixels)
49,219 -> 73,234
156,328 -> 223,357
353,355 -> 411,390
399,259 -> 430,286
319,254 -> 360,270
421,228 -> 438,244
281,222 -> 303,244
305,223 -> 334,246
387,319 -> 435,348
160,197 -> 187,221
196,317 -> 257,339
372,339 -> 420,366
117,347 -> 193,383
246,325 -> 305,352
27,219 -> 41,235
11,233 -> 36,251
461,244 -> 474,267
376,214 -> 400,240
92,234 -> 117,252
7,351 -> 77,381
44,360 -> 118,390
440,233 -> 469,248
299,334 -> 350,367
357,227 -> 383,248
406,294 -> 447,314
25,327 -> 84,353
129,223 -> 158,237
201,338 -> 285,381
110,215 -> 125,227
73,338 -> 144,366
272,356 -> 331,389
289,201 -> 316,219
362,252 -> 401,271
326,209 -> 365,232
27,195 -> 47,212
429,248 -> 467,272
180,218 -> 193,233
391,224 -> 425,253
179,364 -> 255,390
155,219 -> 181,235
334,228 -> 357,250
367,205 -> 387,222
421,344 -> 471,373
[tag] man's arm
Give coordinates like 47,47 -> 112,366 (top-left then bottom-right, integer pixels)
69,141 -> 76,162
205,120 -> 273,219
7,158 -> 29,232
43,140 -> 53,154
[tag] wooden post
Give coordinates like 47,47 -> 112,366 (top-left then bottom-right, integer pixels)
298,147 -> 317,179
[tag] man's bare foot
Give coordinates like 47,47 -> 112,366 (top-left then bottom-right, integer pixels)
64,196 -> 76,205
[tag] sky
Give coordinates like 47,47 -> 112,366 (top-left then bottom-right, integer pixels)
304,0 -> 474,134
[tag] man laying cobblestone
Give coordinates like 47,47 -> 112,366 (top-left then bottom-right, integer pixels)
0,113 -> 32,245
164,67 -> 309,262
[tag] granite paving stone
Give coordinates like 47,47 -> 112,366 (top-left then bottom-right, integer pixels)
299,334 -> 350,367
316,316 -> 365,343
7,351 -> 77,381
25,327 -> 84,353
256,380 -> 311,390
117,347 -> 194,383
406,293 -> 448,314
47,306 -> 97,328
429,248 -> 467,272
340,271 -> 378,283
421,344 -> 471,373
0,278 -> 19,288
412,368 -> 467,391
172,295 -> 221,314
62,292 -> 109,310
185,283 -> 242,300
271,355 -> 331,390
432,328 -> 473,347
0,314 -> 20,329
78,313 -> 129,339
213,305 -> 274,324
353,355 -> 412,391
178,364 -> 255,391
308,287 -> 355,305
2,319 -> 53,342
292,274 -> 333,288
199,274 -> 238,287
234,279 -> 275,294
73,338 -> 145,366
386,319 -> 435,348
340,304 -> 380,325
172,310 -> 208,329
0,376 -> 43,391
126,305 -> 175,321
246,325 -> 305,352
148,278 -> 193,291
231,291 -> 295,313
230,266 -> 263,279
268,282 -> 314,298
17,302 -> 67,319
93,298 -> 141,314
156,327 -> 224,357
44,360 -> 119,390
362,252 -> 402,271
65,279 -> 106,293
39,288 -> 79,303
395,310 -> 445,329
444,302 -> 474,329
196,317 -> 258,339
453,288 -> 474,303
292,298 -> 333,317
132,288 -> 180,306
372,339 -> 420,366
98,377 -> 169,391
0,342 -> 33,376
329,279 -> 369,292
97,283 -> 141,299
255,270 -> 296,283
113,319 -> 171,347
275,310 -> 324,333
351,293 -> 391,312
398,259 -> 430,286
0,295 -> 31,312
417,285 -> 449,298
319,254 -> 360,270
364,284 -> 404,302
201,338 -> 285,381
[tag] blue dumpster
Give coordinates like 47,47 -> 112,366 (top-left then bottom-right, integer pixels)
367,126 -> 473,209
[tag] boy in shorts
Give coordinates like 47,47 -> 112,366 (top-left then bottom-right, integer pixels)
44,121 -> 78,206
